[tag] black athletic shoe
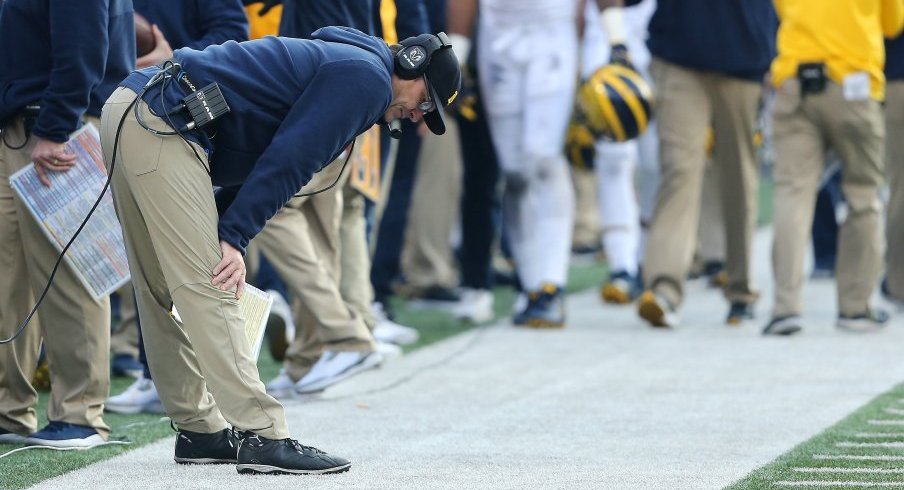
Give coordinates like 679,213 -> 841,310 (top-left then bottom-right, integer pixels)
762,315 -> 803,336
236,433 -> 351,475
726,302 -> 754,325
174,428 -> 238,464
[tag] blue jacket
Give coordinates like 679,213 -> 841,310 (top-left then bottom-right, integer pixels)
0,0 -> 135,142
887,35 -> 904,81
134,0 -> 248,50
120,26 -> 393,254
280,0 -> 374,38
647,0 -> 777,81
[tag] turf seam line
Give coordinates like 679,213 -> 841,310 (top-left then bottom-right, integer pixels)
813,454 -> 904,461
792,467 -> 904,474
0,441 -> 131,461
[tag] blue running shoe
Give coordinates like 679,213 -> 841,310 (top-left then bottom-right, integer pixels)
25,422 -> 104,448
513,284 -> 565,329
601,270 -> 641,305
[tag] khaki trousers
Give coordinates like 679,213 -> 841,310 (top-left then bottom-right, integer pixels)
643,58 -> 761,307
101,87 -> 288,438
771,79 -> 885,317
402,118 -> 463,290
698,160 -> 726,263
570,166 -> 601,250
253,163 -> 375,383
110,282 -> 139,358
0,116 -> 110,437
884,81 -> 904,298
339,181 -> 375,329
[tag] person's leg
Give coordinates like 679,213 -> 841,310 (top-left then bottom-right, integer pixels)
458,90 -> 501,291
571,166 -> 602,252
769,79 -> 824,320
339,184 -> 377,328
641,59 -> 711,310
697,159 -> 726,274
0,117 -> 42,438
401,119 -> 463,293
8,116 -> 111,437
821,84 -> 885,317
884,81 -> 904,298
102,88 -> 286,439
810,164 -> 842,276
111,282 -> 140,361
595,139 -> 641,303
370,120 -> 423,302
255,199 -> 374,382
709,74 -> 763,308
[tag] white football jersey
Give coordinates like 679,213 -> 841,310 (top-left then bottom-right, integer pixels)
481,0 -> 579,24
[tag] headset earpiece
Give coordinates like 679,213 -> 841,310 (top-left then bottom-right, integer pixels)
394,32 -> 453,80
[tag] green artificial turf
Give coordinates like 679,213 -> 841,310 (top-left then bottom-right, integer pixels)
0,261 -> 608,490
727,383 -> 904,490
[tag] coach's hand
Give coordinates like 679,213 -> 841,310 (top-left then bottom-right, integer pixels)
31,137 -> 76,187
213,241 -> 245,300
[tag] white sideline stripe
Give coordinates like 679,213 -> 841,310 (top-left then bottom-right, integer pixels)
853,432 -> 904,438
886,407 -> 904,416
793,467 -> 904,474
836,441 -> 904,448
776,482 -> 904,488
814,454 -> 904,461
869,419 -> 904,426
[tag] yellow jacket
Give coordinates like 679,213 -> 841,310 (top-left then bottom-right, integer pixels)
771,0 -> 904,100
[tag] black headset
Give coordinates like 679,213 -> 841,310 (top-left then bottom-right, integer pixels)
394,32 -> 452,80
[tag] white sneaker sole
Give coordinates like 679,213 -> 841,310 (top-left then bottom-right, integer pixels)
0,433 -> 26,444
175,457 -> 237,465
25,434 -> 105,448
295,353 -> 383,394
236,462 -> 351,475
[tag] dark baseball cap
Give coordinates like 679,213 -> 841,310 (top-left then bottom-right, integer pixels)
422,34 -> 462,135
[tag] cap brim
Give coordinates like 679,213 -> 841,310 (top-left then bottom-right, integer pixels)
423,82 -> 446,135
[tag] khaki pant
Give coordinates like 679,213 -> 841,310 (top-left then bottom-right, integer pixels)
0,116 -> 110,437
101,87 -> 288,438
570,166 -> 601,250
401,118 -> 463,290
253,163 -> 375,383
339,181 -> 375,329
885,81 -> 904,298
771,79 -> 885,317
643,58 -> 761,307
110,282 -> 139,358
698,159 -> 726,263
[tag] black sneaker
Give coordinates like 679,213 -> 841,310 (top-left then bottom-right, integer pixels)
762,315 -> 803,336
726,302 -> 754,326
174,428 -> 238,464
837,308 -> 890,333
236,433 -> 351,475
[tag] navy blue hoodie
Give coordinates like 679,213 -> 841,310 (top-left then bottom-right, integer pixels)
647,0 -> 777,81
134,0 -> 248,50
119,26 -> 393,254
0,0 -> 135,142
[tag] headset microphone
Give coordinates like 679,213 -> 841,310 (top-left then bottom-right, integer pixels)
388,119 -> 403,139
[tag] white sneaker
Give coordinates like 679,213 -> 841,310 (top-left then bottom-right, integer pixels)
105,376 -> 164,414
372,303 -> 419,345
265,369 -> 298,400
375,341 -> 403,359
455,288 -> 494,323
294,350 -> 383,394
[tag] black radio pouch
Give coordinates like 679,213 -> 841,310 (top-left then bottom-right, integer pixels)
798,63 -> 827,95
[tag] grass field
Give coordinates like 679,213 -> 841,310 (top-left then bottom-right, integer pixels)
0,262 -> 607,490
727,383 -> 904,489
